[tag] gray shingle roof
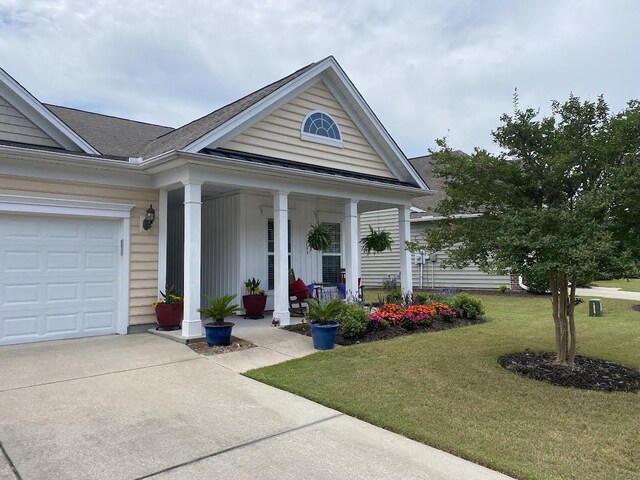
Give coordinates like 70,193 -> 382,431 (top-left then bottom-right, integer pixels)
409,155 -> 442,217
136,60 -> 320,159
44,104 -> 174,158
409,151 -> 467,218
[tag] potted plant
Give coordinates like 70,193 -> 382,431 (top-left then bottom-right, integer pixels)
361,226 -> 393,254
153,286 -> 183,330
242,278 -> 267,319
198,294 -> 239,346
306,223 -> 333,252
306,298 -> 343,350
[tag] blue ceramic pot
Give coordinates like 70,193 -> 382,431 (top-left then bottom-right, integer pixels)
204,322 -> 234,346
310,321 -> 340,350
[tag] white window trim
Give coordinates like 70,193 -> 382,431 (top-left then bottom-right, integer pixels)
0,194 -> 135,336
300,110 -> 343,148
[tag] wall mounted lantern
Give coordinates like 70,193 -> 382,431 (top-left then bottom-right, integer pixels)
143,204 -> 155,230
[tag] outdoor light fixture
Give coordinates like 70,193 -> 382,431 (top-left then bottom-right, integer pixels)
143,204 -> 155,230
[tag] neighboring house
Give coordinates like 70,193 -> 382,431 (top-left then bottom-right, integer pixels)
360,154 -> 511,290
0,56 -> 428,346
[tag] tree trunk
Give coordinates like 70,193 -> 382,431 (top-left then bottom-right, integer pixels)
548,270 -> 576,367
568,279 -> 577,366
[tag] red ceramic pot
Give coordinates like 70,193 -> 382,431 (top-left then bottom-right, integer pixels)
155,303 -> 183,329
242,295 -> 267,319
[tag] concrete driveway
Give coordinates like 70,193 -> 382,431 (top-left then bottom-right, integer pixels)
0,334 -> 512,480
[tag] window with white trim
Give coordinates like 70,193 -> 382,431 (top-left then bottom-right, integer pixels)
267,218 -> 292,290
321,222 -> 341,285
301,111 -> 342,146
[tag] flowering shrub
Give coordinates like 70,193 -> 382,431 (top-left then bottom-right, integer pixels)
369,303 -> 405,328
438,306 -> 460,322
402,304 -> 435,326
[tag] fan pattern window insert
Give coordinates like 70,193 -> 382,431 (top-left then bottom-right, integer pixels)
301,111 -> 342,145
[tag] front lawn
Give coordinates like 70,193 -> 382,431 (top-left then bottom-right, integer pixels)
592,278 -> 640,292
246,295 -> 640,480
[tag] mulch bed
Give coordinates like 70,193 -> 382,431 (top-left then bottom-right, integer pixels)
283,317 -> 486,346
632,304 -> 640,312
188,336 -> 256,356
498,351 -> 640,393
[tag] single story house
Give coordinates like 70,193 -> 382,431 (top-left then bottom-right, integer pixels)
360,154 -> 512,290
0,56 -> 428,345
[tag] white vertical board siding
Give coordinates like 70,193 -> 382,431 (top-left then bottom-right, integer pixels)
222,81 -> 394,178
0,96 -> 61,148
359,209 -> 401,287
202,194 -> 240,305
360,209 -> 510,289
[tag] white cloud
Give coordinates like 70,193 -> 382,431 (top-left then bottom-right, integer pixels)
0,0 -> 638,157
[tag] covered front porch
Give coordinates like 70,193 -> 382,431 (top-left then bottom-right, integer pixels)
150,154 -> 419,339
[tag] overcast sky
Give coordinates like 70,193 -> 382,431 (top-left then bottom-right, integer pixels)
1,0 -> 638,158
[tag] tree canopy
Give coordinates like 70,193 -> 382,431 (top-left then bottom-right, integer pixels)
422,93 -> 640,366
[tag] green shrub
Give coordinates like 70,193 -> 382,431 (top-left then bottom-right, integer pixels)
413,291 -> 447,304
385,287 -> 404,305
337,303 -> 370,338
499,285 -> 508,294
522,269 -> 550,294
449,293 -> 485,319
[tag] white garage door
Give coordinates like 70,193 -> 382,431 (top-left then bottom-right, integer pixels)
0,213 -> 121,345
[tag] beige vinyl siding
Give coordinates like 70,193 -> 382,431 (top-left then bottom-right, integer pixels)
222,81 -> 394,178
0,174 -> 159,325
0,96 -> 61,148
360,209 -> 510,289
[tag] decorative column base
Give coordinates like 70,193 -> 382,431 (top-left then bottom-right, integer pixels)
181,318 -> 203,337
273,310 -> 291,326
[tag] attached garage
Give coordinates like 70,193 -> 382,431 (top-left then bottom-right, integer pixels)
0,195 -> 134,345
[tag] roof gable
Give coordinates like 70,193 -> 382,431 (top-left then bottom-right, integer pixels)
221,80 -> 394,178
0,67 -> 99,154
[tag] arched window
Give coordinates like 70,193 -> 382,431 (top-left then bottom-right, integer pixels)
301,111 -> 342,146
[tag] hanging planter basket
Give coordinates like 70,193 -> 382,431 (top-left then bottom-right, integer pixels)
361,226 -> 393,255
306,223 -> 333,252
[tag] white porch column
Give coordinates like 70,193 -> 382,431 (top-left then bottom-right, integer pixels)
157,189 -> 168,295
398,205 -> 413,293
344,199 -> 359,299
182,181 -> 203,337
273,191 -> 291,326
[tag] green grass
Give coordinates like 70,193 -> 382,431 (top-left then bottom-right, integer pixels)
246,295 -> 640,480
592,278 -> 640,292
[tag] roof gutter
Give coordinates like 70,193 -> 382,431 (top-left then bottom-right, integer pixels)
0,144 -> 140,170
410,213 -> 480,223
140,150 -> 431,195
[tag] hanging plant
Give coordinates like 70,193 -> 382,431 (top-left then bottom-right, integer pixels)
306,223 -> 333,252
361,226 -> 393,255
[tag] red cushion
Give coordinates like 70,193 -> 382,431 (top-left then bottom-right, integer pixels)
289,278 -> 310,300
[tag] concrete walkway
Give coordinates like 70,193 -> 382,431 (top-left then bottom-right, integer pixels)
0,334 -> 513,480
576,286 -> 640,302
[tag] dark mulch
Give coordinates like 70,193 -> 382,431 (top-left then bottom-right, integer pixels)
283,316 -> 486,346
632,304 -> 640,312
188,336 -> 256,356
498,351 -> 640,393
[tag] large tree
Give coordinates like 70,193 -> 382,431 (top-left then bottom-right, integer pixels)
424,94 -> 640,367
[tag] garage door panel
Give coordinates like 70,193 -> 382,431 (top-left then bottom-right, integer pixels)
1,214 -> 121,346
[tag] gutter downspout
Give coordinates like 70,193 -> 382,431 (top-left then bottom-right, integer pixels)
518,275 -> 530,291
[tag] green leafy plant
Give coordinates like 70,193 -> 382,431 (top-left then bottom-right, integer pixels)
306,224 -> 333,252
198,294 -> 239,325
244,278 -> 265,296
361,226 -> 393,255
499,285 -> 508,294
305,299 -> 344,325
448,293 -> 485,320
337,303 -> 369,338
385,288 -> 403,305
154,286 -> 182,307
